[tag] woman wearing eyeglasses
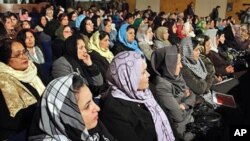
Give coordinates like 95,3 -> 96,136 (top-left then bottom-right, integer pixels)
0,39 -> 45,141
52,25 -> 73,60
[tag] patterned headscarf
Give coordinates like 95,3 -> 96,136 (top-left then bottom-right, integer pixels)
88,31 -> 114,63
180,37 -> 208,80
107,51 -> 175,141
118,23 -> 142,53
29,73 -> 100,140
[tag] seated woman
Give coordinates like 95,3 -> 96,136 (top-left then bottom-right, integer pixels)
79,17 -> 95,45
28,73 -> 115,141
52,34 -> 103,96
151,47 -> 195,140
0,39 -> 45,140
136,23 -> 155,61
196,34 -> 222,83
16,29 -> 45,64
100,51 -> 175,141
52,25 -> 73,60
99,18 -> 117,49
112,24 -> 142,55
154,26 -> 172,49
206,30 -> 235,77
88,31 -> 114,82
163,20 -> 181,46
180,37 -> 215,106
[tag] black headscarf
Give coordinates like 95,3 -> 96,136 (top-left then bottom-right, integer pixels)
163,20 -> 180,46
151,46 -> 187,95
63,35 -> 92,84
80,17 -> 95,38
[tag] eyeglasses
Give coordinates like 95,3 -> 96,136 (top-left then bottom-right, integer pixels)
10,49 -> 29,58
64,30 -> 72,33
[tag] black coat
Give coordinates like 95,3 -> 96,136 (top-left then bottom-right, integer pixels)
100,94 -> 157,141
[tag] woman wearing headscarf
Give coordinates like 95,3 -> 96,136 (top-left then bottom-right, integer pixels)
100,51 -> 175,141
154,26 -> 172,49
80,17 -> 95,45
206,30 -> 234,76
0,39 -> 45,140
112,23 -> 142,55
28,73 -> 116,141
163,20 -> 181,46
52,34 -> 104,96
52,25 -> 73,60
99,18 -> 117,49
180,37 -> 215,106
136,24 -> 155,61
151,47 -> 195,140
88,31 -> 114,82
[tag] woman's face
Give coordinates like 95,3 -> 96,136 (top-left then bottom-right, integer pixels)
22,21 -> 31,29
40,16 -> 47,27
71,13 -> 78,21
4,18 -> 14,30
63,26 -> 73,39
126,28 -> 135,43
146,27 -> 154,41
86,20 -> 94,33
193,45 -> 200,62
163,29 -> 169,40
97,17 -> 101,27
172,24 -> 177,34
8,42 -> 29,71
138,60 -> 150,91
25,32 -> 35,48
204,39 -> 211,54
76,85 -> 100,130
61,16 -> 69,26
99,35 -> 110,49
10,16 -> 18,27
219,34 -> 225,44
104,21 -> 112,33
77,39 -> 87,60
174,54 -> 183,76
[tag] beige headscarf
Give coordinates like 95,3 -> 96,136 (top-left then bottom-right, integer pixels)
0,61 -> 45,117
155,26 -> 172,46
88,31 -> 114,63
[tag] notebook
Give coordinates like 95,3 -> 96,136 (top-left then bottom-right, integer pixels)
213,92 -> 236,108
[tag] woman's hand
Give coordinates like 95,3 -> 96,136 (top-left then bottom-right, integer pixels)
81,52 -> 92,66
179,104 -> 186,110
215,75 -> 223,82
185,89 -> 191,97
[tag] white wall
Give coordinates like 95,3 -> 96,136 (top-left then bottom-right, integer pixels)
136,0 -> 160,13
195,0 -> 227,18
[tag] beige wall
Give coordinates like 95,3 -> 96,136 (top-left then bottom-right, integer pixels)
195,0 -> 227,18
136,0 -> 160,13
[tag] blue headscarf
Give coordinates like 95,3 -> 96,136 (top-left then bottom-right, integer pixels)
75,14 -> 86,29
118,23 -> 142,53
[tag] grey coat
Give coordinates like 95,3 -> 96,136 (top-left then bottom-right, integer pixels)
52,56 -> 103,87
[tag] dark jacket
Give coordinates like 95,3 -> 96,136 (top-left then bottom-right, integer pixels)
0,83 -> 40,140
90,50 -> 110,82
100,94 -> 157,141
207,50 -> 231,76
111,41 -> 134,56
181,65 -> 211,95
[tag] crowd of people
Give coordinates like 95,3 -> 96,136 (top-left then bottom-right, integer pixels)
0,1 -> 250,141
